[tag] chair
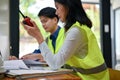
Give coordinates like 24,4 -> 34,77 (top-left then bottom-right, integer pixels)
108,68 -> 120,80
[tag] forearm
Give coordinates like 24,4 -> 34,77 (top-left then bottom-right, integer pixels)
33,32 -> 44,44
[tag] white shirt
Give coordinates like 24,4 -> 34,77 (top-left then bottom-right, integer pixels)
39,27 -> 87,70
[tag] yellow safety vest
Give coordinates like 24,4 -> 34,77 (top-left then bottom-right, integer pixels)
66,22 -> 110,80
47,28 -> 65,54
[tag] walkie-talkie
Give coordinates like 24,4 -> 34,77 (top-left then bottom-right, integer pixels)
19,10 -> 33,26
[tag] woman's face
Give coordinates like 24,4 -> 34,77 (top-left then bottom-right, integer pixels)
55,2 -> 68,22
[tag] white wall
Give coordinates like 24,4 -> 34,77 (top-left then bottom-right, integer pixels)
0,0 -> 10,60
111,0 -> 120,9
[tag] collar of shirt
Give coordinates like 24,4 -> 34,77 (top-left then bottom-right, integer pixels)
50,26 -> 61,41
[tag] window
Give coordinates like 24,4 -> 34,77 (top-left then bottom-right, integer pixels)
115,8 -> 120,66
83,3 -> 100,47
19,0 -> 55,58
19,0 -> 101,59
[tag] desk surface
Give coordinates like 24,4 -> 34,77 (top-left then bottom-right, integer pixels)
3,73 -> 81,80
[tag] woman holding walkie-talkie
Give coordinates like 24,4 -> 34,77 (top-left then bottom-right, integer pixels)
10,7 -> 65,62
21,0 -> 110,80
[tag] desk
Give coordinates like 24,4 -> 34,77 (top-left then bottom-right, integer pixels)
3,73 -> 81,80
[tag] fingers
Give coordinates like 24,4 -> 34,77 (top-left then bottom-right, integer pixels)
30,20 -> 37,27
21,21 -> 32,30
20,55 -> 29,60
9,56 -> 18,60
20,54 -> 35,60
20,56 -> 29,60
21,19 -> 36,29
39,58 -> 46,63
20,56 -> 27,60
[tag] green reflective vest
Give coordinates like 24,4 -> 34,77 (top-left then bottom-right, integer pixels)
47,28 -> 65,54
66,22 -> 109,80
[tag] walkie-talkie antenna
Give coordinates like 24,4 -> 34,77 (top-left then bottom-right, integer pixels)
19,10 -> 26,18
19,10 -> 33,26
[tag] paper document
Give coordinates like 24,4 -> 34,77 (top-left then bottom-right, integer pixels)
7,68 -> 72,76
3,60 -> 29,70
8,69 -> 56,75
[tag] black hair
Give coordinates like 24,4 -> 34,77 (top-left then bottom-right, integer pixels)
38,7 -> 59,22
54,0 -> 92,31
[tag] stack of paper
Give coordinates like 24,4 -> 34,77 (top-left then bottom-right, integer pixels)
6,68 -> 73,79
3,60 -> 29,70
3,60 -> 73,79
3,59 -> 48,70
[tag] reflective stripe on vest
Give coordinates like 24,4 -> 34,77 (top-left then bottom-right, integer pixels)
64,63 -> 107,74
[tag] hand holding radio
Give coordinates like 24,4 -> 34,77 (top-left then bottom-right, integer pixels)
20,10 -> 44,44
19,10 -> 33,26
23,16 -> 33,26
